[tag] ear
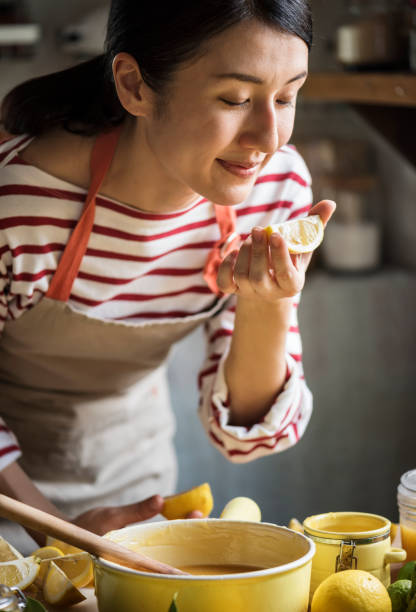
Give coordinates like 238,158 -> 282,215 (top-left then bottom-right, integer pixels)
112,52 -> 153,117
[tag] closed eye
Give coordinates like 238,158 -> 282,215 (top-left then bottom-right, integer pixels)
220,98 -> 295,108
219,98 -> 249,107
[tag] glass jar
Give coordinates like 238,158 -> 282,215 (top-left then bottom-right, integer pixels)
0,585 -> 26,611
398,469 -> 416,561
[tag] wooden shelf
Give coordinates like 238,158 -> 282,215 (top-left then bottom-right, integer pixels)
300,72 -> 416,166
301,72 -> 416,107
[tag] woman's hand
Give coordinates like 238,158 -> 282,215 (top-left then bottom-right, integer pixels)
73,495 -> 203,535
217,199 -> 336,302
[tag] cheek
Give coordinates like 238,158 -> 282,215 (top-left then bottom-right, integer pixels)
278,111 -> 296,146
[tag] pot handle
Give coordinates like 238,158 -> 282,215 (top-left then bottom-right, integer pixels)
219,497 -> 262,522
384,547 -> 407,565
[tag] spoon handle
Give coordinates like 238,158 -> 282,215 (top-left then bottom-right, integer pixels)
0,494 -> 183,575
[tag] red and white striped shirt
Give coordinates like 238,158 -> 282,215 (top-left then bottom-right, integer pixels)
0,134 -> 313,467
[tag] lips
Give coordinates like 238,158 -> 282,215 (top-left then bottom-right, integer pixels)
217,158 -> 262,178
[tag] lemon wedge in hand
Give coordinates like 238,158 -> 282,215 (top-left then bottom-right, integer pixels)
266,214 -> 324,254
162,482 -> 214,519
0,557 -> 40,590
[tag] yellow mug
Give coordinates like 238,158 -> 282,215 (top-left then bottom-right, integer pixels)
303,511 -> 407,597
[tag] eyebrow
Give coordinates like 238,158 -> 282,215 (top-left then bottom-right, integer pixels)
213,71 -> 308,85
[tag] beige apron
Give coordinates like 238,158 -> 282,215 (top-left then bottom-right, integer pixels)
0,128 -> 237,518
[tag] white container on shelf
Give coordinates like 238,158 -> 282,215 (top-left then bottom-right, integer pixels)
321,191 -> 382,273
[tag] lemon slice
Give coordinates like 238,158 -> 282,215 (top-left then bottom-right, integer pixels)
0,557 -> 40,590
266,215 -> 324,254
220,497 -> 261,522
162,483 -> 214,520
0,536 -> 23,562
43,561 -> 86,606
32,545 -> 64,584
53,552 -> 93,588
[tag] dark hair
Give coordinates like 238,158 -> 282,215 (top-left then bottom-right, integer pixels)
1,0 -> 312,136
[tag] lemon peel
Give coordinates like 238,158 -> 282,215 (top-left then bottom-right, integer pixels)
266,214 -> 324,254
162,483 -> 213,520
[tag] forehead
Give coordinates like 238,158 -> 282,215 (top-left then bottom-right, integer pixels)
180,19 -> 308,86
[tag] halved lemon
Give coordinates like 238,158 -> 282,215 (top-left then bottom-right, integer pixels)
266,215 -> 324,254
220,497 -> 261,523
0,536 -> 23,562
43,561 -> 86,606
0,557 -> 40,590
162,483 -> 214,520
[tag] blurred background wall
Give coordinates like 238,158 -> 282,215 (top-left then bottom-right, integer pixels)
1,0 -> 415,526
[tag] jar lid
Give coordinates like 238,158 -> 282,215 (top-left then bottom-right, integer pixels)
401,470 -> 416,493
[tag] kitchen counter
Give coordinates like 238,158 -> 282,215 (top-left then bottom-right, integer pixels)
76,589 -> 97,612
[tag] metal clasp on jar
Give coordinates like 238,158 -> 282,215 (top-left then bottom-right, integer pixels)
335,540 -> 358,572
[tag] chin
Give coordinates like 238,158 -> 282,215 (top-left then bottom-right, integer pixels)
202,184 -> 254,207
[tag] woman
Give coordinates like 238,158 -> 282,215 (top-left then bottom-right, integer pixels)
0,0 -> 335,544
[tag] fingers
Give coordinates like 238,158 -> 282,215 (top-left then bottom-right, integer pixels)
308,199 -> 336,227
186,510 -> 204,519
233,228 -> 274,296
116,494 -> 165,527
269,232 -> 302,295
247,228 -> 274,294
217,250 -> 238,293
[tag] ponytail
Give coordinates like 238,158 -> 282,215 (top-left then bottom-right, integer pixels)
1,55 -> 125,136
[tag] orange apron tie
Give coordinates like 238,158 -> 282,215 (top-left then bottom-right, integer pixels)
45,126 -> 239,301
203,204 -> 240,295
46,126 -> 123,302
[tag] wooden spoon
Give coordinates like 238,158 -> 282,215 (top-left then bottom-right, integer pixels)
0,494 -> 184,575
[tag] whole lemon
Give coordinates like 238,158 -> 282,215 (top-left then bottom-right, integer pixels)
311,570 -> 392,612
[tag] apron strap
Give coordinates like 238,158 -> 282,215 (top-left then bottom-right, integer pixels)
203,204 -> 240,296
46,126 -> 122,302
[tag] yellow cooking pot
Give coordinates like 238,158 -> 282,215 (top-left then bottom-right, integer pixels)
94,502 -> 315,612
303,511 -> 407,597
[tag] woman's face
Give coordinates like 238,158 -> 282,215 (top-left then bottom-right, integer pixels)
141,19 -> 308,207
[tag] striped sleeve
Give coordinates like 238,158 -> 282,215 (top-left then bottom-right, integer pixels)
0,418 -> 22,471
0,231 -> 10,336
198,293 -> 312,463
0,227 -> 22,469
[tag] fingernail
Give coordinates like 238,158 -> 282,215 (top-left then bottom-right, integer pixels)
270,232 -> 281,247
252,227 -> 263,243
149,495 -> 164,511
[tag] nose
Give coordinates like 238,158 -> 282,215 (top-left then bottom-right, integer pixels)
238,103 -> 279,154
